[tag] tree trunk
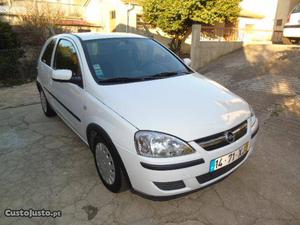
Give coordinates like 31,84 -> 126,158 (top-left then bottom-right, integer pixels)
169,37 -> 181,55
169,27 -> 193,56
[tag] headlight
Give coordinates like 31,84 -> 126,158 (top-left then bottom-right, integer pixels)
134,131 -> 195,158
249,105 -> 256,127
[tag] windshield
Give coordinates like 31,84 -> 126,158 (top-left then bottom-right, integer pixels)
83,38 -> 191,84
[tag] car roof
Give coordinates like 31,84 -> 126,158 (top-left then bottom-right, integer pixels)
65,32 -> 147,41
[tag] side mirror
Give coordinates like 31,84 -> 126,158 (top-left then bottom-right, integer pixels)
52,69 -> 72,81
183,58 -> 192,66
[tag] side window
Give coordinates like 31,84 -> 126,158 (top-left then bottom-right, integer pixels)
292,4 -> 300,13
41,39 -> 55,66
54,39 -> 81,77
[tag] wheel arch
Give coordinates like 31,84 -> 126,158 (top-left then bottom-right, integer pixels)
86,123 -> 111,151
36,81 -> 42,92
86,123 -> 132,188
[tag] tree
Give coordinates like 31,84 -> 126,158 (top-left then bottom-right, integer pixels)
142,0 -> 241,54
19,1 -> 66,44
0,21 -> 23,85
0,21 -> 20,49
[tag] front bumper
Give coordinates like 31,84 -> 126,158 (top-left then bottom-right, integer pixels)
119,119 -> 259,197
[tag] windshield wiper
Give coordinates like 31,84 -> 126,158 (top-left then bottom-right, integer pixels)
146,71 -> 190,79
99,77 -> 145,84
99,71 -> 191,84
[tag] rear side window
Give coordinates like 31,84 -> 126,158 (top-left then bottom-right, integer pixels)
292,4 -> 300,13
54,39 -> 81,77
41,39 -> 56,66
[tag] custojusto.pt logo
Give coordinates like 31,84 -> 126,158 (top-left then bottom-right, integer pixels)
4,208 -> 62,218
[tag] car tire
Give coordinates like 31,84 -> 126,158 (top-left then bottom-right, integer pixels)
92,135 -> 127,193
290,39 -> 298,44
39,89 -> 56,117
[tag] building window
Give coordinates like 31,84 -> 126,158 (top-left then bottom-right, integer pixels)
110,10 -> 116,19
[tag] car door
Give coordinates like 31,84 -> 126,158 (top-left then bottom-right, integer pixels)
49,38 -> 86,137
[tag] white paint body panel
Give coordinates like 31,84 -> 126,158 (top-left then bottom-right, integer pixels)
37,33 -> 258,197
94,73 -> 250,141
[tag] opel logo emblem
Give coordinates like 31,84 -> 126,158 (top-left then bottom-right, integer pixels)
225,131 -> 235,143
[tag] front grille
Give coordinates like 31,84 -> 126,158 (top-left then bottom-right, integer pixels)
195,121 -> 248,151
196,152 -> 247,184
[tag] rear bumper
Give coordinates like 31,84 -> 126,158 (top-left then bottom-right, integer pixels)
119,120 -> 259,197
283,26 -> 300,38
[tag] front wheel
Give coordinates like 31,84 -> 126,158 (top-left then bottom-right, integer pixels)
93,135 -> 127,193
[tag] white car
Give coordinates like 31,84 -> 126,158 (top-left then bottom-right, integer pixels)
37,32 -> 259,197
283,3 -> 300,44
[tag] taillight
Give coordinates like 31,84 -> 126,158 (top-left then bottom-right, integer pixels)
287,14 -> 291,23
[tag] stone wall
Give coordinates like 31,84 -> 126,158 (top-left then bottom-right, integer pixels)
191,24 -> 243,70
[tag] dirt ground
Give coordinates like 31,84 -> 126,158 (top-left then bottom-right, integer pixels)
0,44 -> 300,225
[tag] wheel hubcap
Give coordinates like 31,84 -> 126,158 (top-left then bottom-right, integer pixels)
95,143 -> 116,185
40,91 -> 47,112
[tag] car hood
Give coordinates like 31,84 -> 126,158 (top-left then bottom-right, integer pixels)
96,73 -> 250,141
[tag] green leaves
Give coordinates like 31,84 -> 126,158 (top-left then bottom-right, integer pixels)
142,0 -> 241,53
143,0 -> 192,36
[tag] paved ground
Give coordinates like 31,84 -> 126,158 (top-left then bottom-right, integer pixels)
0,44 -> 300,225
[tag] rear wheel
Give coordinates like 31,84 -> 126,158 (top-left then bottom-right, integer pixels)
39,89 -> 56,117
290,38 -> 300,44
283,37 -> 300,45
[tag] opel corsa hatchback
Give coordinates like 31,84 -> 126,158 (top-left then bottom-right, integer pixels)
37,33 -> 259,197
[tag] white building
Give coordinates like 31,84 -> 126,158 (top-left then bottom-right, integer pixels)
84,0 -> 143,32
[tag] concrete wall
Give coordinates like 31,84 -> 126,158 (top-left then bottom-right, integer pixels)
191,25 -> 243,70
192,41 -> 243,70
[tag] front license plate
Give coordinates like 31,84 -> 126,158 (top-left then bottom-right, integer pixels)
209,142 -> 249,172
